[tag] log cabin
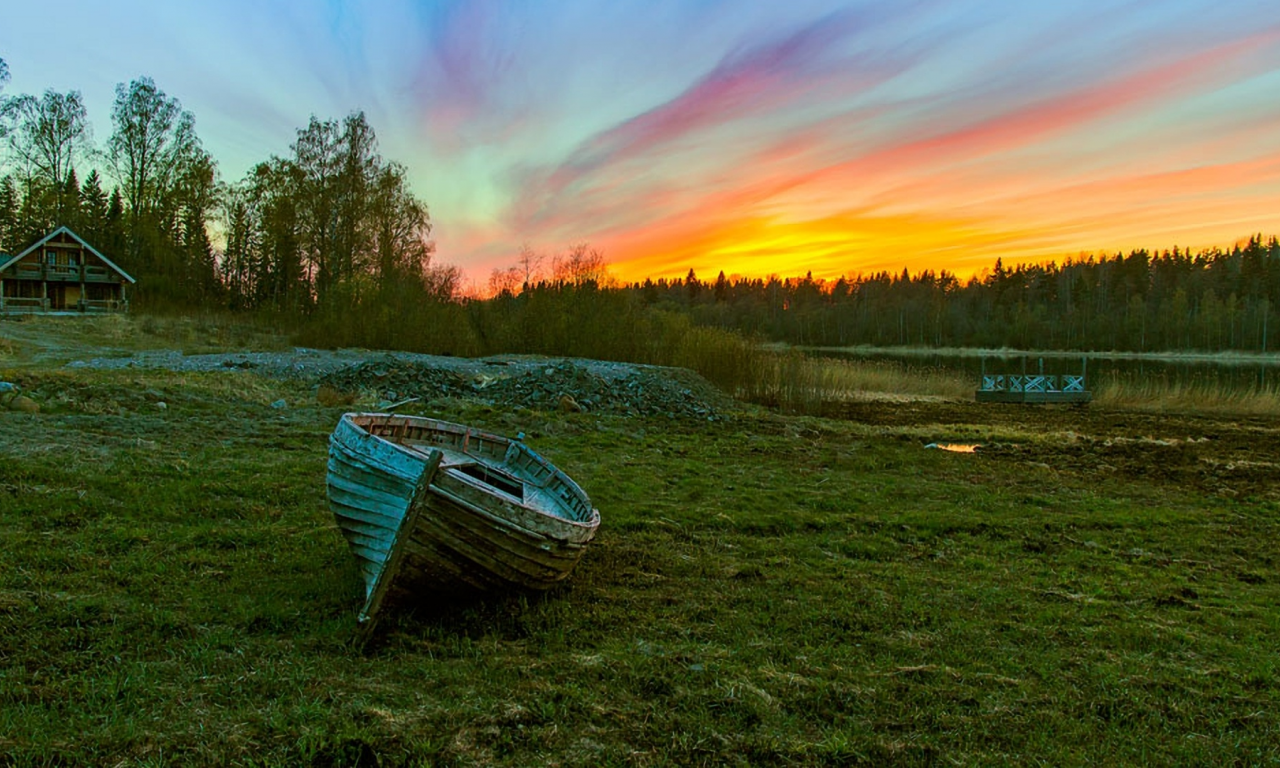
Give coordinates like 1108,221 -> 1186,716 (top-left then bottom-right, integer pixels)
0,226 -> 135,313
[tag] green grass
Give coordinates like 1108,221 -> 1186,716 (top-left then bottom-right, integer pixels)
0,364 -> 1277,765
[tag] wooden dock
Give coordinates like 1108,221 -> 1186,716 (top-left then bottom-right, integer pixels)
975,358 -> 1092,404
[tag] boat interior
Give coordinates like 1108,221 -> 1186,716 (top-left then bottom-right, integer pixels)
354,414 -> 593,522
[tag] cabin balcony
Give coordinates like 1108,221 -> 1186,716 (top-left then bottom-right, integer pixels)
84,266 -> 119,283
5,264 -> 121,283
44,265 -> 81,282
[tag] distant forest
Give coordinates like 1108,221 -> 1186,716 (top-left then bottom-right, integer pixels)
622,240 -> 1279,353
2,60 -> 1277,356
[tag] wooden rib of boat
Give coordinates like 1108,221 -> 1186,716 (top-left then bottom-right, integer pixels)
327,413 -> 600,628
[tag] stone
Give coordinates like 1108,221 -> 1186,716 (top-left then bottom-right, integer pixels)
8,396 -> 39,414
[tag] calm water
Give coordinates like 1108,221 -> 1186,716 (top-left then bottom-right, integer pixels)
808,348 -> 1280,392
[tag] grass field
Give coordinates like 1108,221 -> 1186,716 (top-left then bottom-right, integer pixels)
0,316 -> 1277,765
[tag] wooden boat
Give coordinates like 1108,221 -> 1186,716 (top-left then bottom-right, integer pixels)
327,413 -> 600,629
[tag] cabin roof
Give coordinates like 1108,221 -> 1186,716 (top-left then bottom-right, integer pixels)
0,226 -> 137,284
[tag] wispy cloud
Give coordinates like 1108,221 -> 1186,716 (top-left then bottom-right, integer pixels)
3,1 -> 1279,282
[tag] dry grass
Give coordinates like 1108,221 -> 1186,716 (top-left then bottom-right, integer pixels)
1094,374 -> 1280,416
0,312 -> 290,369
642,322 -> 971,414
742,351 -> 971,412
133,312 -> 294,354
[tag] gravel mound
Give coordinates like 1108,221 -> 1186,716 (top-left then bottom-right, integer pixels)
319,354 -> 472,400
64,348 -> 732,419
319,355 -> 728,419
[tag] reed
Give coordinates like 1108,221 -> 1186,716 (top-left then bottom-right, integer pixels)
1094,371 -> 1280,416
639,313 -> 764,393
741,351 -> 971,413
630,313 -> 972,411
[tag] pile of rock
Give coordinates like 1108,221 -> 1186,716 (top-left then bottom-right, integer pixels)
317,356 -> 728,420
477,361 -> 724,419
62,348 -> 734,420
318,355 -> 472,402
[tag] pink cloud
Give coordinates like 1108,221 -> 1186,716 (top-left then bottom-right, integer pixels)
508,7 -> 920,230
818,26 -> 1280,186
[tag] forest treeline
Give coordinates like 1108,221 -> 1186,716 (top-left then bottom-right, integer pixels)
1,59 -> 1276,363
619,239 -> 1279,353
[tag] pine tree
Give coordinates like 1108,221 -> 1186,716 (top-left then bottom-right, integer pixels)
0,176 -> 17,252
79,170 -> 109,243
60,168 -> 80,228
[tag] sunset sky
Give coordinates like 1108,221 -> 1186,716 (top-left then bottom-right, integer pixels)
3,1 -> 1280,287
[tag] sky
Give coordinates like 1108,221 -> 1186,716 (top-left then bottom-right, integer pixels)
3,0 -> 1280,288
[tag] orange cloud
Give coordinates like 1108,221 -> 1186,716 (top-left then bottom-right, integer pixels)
596,29 -> 1280,284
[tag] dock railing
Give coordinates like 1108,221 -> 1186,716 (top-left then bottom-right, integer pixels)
976,357 -> 1092,404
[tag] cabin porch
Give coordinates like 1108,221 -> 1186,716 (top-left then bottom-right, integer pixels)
0,278 -> 129,313
0,226 -> 134,314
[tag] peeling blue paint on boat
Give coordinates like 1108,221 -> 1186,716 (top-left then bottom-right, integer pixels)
327,413 -> 600,628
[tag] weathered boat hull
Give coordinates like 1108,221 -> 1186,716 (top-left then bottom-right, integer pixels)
327,414 -> 599,625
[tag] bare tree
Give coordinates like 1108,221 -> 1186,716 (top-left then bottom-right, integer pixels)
220,111 -> 449,310
107,76 -> 217,299
290,111 -> 382,299
517,242 -> 544,287
552,243 -> 608,286
107,77 -> 199,221
0,57 -> 8,93
0,89 -> 91,184
369,161 -> 432,290
488,265 -> 522,297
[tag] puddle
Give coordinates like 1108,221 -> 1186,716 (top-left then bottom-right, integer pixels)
924,443 -> 981,453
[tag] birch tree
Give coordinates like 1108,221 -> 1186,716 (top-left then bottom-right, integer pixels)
107,77 -> 218,305
0,89 -> 91,191
107,77 -> 198,222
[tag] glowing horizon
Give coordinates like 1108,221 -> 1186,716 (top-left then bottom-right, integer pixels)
3,1 -> 1279,288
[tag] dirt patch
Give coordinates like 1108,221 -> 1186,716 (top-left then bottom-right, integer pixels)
826,400 -> 1280,500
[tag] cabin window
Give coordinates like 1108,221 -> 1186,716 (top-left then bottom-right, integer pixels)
46,251 -> 56,266
455,463 -> 523,499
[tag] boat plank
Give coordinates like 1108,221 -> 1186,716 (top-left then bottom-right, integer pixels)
355,449 -> 443,642
411,504 -> 577,583
327,413 -> 600,625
